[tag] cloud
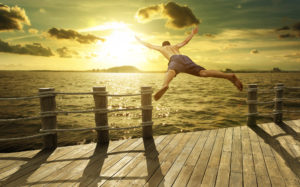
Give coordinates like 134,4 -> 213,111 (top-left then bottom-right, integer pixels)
28,28 -> 38,34
0,39 -> 54,56
278,33 -> 296,38
292,21 -> 300,31
136,2 -> 200,29
283,52 -> 300,59
56,47 -> 78,58
276,26 -> 290,31
48,27 -> 105,44
136,5 -> 162,22
250,49 -> 259,54
275,21 -> 300,38
0,3 -> 30,31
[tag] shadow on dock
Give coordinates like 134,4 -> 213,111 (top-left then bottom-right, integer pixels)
143,137 -> 165,186
0,149 -> 54,186
249,124 -> 300,178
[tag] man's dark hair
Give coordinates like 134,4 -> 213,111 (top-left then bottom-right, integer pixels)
162,41 -> 171,46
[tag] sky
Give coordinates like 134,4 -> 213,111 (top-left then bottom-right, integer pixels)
0,0 -> 299,71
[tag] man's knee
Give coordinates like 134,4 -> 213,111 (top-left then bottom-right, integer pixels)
199,70 -> 208,77
168,69 -> 176,76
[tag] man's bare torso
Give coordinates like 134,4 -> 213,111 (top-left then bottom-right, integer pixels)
158,45 -> 181,61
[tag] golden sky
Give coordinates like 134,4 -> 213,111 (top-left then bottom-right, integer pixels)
0,0 -> 299,71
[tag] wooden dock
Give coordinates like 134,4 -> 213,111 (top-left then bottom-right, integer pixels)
0,119 -> 299,187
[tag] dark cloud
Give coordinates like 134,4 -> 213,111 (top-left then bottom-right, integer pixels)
278,33 -> 295,38
250,49 -> 259,54
163,2 -> 200,29
276,26 -> 290,31
0,4 -> 30,31
48,28 -> 105,44
137,5 -> 161,21
0,39 -> 54,56
276,21 -> 300,38
56,47 -> 78,58
136,2 -> 200,29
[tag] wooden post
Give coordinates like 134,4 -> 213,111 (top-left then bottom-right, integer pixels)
141,87 -> 153,139
247,84 -> 257,126
39,88 -> 57,150
93,87 -> 109,144
274,83 -> 284,123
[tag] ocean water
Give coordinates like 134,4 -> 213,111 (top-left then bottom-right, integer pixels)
0,71 -> 299,152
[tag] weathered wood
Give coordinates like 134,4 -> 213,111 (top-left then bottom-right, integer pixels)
1,119 -> 299,187
93,86 -> 109,144
248,126 -> 272,187
274,83 -> 284,123
141,87 -> 153,139
39,88 -> 57,150
173,130 -> 210,187
187,130 -> 218,186
201,128 -> 225,187
247,84 -> 257,126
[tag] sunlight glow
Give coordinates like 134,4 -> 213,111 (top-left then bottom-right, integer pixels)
93,23 -> 147,67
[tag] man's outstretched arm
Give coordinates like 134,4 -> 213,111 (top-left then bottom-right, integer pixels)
175,27 -> 198,49
135,36 -> 162,51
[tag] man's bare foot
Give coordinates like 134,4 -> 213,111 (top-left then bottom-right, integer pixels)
154,86 -> 169,101
230,74 -> 243,91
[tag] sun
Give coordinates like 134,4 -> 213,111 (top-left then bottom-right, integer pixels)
93,24 -> 147,68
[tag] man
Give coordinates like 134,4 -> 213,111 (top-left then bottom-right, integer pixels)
135,27 -> 243,101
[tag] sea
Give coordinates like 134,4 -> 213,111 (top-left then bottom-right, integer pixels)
0,71 -> 299,152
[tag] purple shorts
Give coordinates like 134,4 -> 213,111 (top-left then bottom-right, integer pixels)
167,55 -> 206,76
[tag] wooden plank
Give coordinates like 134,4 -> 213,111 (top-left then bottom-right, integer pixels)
172,130 -> 210,187
264,123 -> 300,187
231,127 -> 242,172
271,123 -> 300,157
0,149 -> 40,175
241,126 -> 257,187
89,135 -> 167,186
259,123 -> 288,187
159,132 -> 201,186
108,133 -> 185,187
201,128 -> 225,187
257,124 -> 276,157
60,138 -> 141,187
268,123 -> 300,169
248,126 -> 272,187
3,142 -> 99,186
223,127 -> 233,152
0,143 -> 88,184
187,130 -> 218,186
143,132 -> 193,187
34,138 -> 129,187
215,127 -> 233,187
215,151 -> 231,187
229,172 -> 243,187
101,134 -> 175,187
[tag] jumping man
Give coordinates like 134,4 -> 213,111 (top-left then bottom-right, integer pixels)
135,27 -> 243,101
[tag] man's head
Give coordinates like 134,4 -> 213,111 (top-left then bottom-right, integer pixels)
162,41 -> 171,46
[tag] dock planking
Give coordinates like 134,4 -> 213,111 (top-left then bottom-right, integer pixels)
0,119 -> 299,186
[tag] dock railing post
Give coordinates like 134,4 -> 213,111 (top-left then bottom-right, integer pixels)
141,87 -> 153,139
274,83 -> 284,123
39,88 -> 57,150
93,86 -> 109,144
247,84 -> 257,126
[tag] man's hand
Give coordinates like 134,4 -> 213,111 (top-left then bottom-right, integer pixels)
192,27 -> 199,35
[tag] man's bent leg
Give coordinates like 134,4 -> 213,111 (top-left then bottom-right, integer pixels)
154,70 -> 176,101
199,70 -> 243,91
